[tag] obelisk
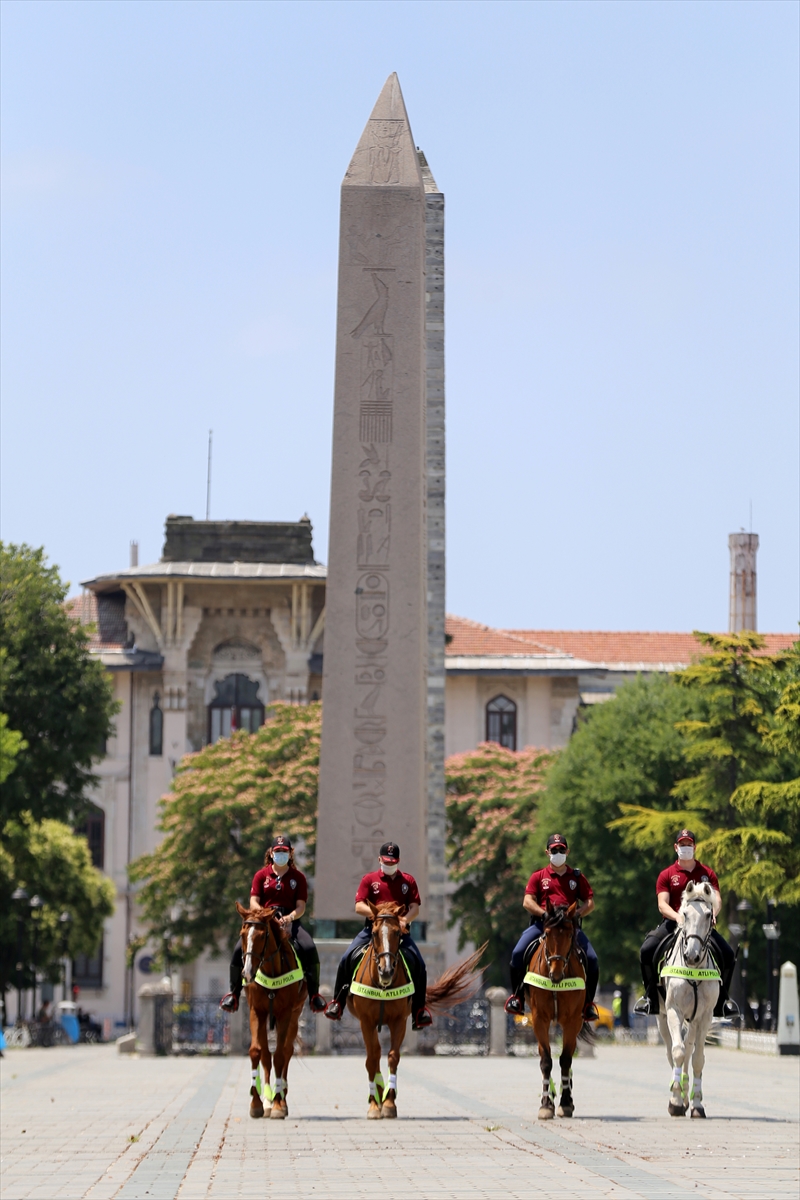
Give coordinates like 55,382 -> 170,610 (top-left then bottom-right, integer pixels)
316,75 -> 428,918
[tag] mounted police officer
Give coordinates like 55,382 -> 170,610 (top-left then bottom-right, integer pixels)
219,834 -> 327,1014
324,841 -> 433,1029
504,833 -> 599,1022
634,829 -> 738,1018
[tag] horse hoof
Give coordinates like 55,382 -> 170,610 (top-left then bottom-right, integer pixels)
249,1102 -> 264,1119
382,1101 -> 397,1119
690,1105 -> 706,1119
668,1103 -> 687,1117
557,1106 -> 574,1118
270,1100 -> 288,1120
367,1102 -> 382,1120
538,1106 -> 555,1121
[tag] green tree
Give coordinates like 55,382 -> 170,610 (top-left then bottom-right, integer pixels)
532,673 -> 697,984
446,743 -> 551,987
611,635 -> 798,905
0,814 -> 115,1015
0,711 -> 26,785
0,544 -> 117,824
700,642 -> 800,906
129,702 -> 320,966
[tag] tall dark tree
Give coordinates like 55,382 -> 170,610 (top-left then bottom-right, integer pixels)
0,543 -> 117,824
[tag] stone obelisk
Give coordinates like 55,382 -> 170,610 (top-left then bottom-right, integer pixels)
316,75 -> 429,919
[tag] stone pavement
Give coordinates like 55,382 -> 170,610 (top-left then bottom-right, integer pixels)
1,1043 -> 797,1200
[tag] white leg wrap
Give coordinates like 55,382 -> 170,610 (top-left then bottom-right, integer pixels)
369,1081 -> 377,1097
388,1073 -> 397,1092
274,1077 -> 285,1095
251,1068 -> 258,1084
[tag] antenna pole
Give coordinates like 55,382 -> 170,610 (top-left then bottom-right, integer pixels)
206,430 -> 213,520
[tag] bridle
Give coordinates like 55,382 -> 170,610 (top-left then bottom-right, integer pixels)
678,901 -> 714,965
370,913 -> 403,986
542,910 -> 577,980
242,917 -> 279,984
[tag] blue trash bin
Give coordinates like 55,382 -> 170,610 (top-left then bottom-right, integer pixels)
58,1002 -> 79,1044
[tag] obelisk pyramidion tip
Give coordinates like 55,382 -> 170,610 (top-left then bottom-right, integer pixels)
344,73 -> 423,188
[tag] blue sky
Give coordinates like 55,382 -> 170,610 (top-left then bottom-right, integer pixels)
1,0 -> 797,632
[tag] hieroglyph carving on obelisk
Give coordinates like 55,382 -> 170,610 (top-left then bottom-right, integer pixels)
316,75 -> 428,918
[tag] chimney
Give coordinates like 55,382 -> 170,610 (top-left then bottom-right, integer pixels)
728,532 -> 758,632
130,540 -> 139,568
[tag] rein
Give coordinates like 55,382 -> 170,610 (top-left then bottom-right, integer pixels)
349,915 -> 414,1008
660,904 -> 720,1022
242,918 -> 302,990
525,912 -> 585,995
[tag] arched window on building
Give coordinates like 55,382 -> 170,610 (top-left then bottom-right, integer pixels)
486,694 -> 517,751
149,693 -> 163,757
208,673 -> 265,744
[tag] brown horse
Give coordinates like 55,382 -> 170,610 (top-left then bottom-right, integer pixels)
348,901 -> 486,1119
235,901 -> 307,1119
523,901 -> 586,1120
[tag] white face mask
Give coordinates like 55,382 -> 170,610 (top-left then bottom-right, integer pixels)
676,845 -> 695,862
380,861 -> 398,876
272,851 -> 290,867
549,852 -> 567,867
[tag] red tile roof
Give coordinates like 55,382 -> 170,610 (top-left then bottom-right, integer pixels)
446,614 -> 797,666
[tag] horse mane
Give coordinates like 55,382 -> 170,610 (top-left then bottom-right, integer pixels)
544,904 -> 573,929
374,901 -> 405,919
243,904 -> 288,941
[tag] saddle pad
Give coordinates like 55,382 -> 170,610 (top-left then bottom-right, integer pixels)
349,950 -> 414,1001
524,971 -> 585,992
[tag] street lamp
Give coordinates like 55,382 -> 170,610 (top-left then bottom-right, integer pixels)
29,895 -> 44,1019
11,887 -> 28,1023
59,912 -> 72,1003
763,899 -> 781,1031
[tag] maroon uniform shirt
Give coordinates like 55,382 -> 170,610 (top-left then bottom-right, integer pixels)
525,865 -> 593,908
656,861 -> 719,912
250,864 -> 308,913
355,870 -> 421,910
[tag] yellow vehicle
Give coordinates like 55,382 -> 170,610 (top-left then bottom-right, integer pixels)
594,1003 -> 614,1033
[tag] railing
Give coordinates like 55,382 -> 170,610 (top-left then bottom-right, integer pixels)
173,996 -> 231,1054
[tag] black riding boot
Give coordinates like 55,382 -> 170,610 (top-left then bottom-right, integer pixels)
713,945 -> 739,1018
220,946 -> 243,1012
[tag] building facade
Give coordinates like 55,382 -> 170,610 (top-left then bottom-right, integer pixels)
69,518 -> 795,1030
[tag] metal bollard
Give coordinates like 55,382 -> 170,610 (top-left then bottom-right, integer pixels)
778,962 -> 799,1056
486,987 -> 509,1056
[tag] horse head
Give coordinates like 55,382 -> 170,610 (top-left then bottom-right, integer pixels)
235,901 -> 278,984
542,901 -> 578,983
680,882 -> 714,966
367,901 -> 406,988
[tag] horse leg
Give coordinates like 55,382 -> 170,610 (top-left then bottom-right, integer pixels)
531,997 -> 555,1120
690,993 -> 713,1119
666,988 -> 688,1116
360,1011 -> 383,1120
557,1005 -> 580,1118
381,1007 -> 407,1119
248,997 -> 265,1119
268,1004 -> 295,1120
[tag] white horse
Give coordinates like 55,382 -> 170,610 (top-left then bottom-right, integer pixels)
656,881 -> 721,1118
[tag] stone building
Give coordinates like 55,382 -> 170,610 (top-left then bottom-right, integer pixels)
68,516 -> 325,1031
69,518 -> 795,1031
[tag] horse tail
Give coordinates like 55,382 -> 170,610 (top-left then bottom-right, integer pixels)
425,943 -> 488,1014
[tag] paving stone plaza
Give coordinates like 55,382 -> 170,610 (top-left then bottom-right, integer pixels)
1,1043 -> 797,1199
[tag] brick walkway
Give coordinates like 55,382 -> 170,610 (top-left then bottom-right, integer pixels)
1,1043 -> 797,1199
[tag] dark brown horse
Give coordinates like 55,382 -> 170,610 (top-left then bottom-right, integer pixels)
348,901 -> 486,1119
524,901 -> 586,1120
235,901 -> 307,1119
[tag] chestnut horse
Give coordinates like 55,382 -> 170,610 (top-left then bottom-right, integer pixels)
348,901 -> 486,1119
523,901 -> 586,1120
235,901 -> 307,1119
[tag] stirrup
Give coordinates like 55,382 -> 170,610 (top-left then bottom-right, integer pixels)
219,992 -> 239,1013
412,1007 -> 433,1030
324,999 -> 344,1021
632,995 -> 651,1015
309,993 -> 328,1014
583,1003 -> 599,1022
504,994 -> 524,1016
721,998 -> 740,1019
